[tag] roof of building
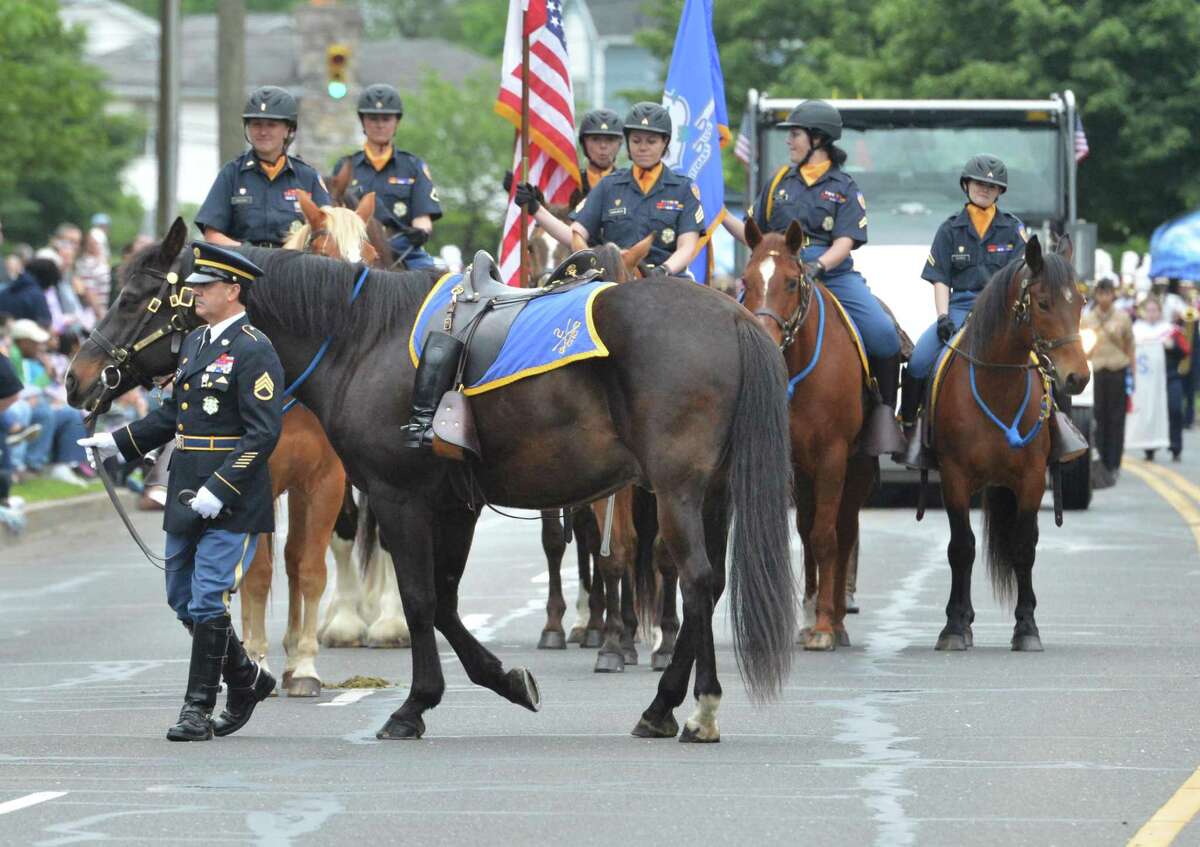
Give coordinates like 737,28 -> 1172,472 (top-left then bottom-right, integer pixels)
585,0 -> 652,37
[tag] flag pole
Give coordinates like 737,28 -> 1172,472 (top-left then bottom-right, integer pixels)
519,5 -> 531,288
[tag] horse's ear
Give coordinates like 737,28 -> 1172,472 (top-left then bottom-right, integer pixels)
356,191 -> 376,223
329,160 -> 353,205
1055,233 -> 1074,263
571,231 -> 588,253
622,234 -> 655,276
297,191 -> 325,229
784,219 -> 805,256
159,217 -> 189,266
745,216 -> 763,249
1024,233 -> 1043,275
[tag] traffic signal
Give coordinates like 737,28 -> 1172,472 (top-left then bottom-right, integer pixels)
326,43 -> 350,100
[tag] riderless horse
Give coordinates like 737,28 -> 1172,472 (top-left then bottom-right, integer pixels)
67,218 -> 796,743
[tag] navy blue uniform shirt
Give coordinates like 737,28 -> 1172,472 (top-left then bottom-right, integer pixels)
751,165 -> 868,249
570,166 -> 704,267
336,148 -> 442,233
195,152 -> 331,246
921,206 -> 1028,293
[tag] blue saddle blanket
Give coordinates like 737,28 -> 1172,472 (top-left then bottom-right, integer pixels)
408,273 -> 616,396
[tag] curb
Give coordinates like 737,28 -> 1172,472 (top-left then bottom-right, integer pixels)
1,490 -> 141,546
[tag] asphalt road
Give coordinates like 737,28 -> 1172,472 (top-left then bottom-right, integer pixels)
2,436 -> 1199,846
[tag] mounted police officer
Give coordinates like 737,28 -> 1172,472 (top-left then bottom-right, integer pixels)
78,243 -> 284,742
576,108 -> 623,199
723,99 -> 905,455
517,102 -> 703,277
336,83 -> 442,269
196,86 -> 332,248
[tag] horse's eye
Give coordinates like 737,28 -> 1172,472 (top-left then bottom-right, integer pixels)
1037,299 -> 1050,310
786,278 -> 799,292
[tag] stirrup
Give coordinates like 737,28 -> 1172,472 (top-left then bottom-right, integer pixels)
401,419 -> 435,450
863,404 -> 906,457
901,417 -> 934,470
1049,408 -> 1088,463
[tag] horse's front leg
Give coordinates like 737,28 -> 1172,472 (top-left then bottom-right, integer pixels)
801,453 -> 847,652
568,508 -> 597,644
318,489 -> 368,648
240,531 -> 273,677
1011,474 -> 1044,652
365,536 -> 410,649
537,510 -> 568,650
937,463 -> 976,651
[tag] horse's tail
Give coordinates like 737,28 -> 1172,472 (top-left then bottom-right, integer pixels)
982,485 -> 1018,606
728,318 -> 797,701
355,493 -> 380,580
632,488 -> 660,641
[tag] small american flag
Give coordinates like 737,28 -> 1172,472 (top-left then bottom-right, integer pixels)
1074,113 -> 1089,163
733,99 -> 753,166
495,0 -> 581,286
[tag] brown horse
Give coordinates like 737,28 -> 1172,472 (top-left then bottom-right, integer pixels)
741,219 -> 877,651
926,235 -> 1087,652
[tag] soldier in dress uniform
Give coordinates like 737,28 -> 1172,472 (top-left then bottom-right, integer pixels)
78,243 -> 284,741
515,102 -> 704,277
335,83 -> 442,269
196,86 -> 332,248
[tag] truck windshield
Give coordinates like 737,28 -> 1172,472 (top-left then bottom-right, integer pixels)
761,124 -> 1063,245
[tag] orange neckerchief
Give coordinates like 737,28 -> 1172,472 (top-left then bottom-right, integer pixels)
633,163 -> 663,195
799,159 -> 831,186
259,155 -> 287,182
587,164 -> 613,189
363,143 -> 394,172
966,203 -> 997,239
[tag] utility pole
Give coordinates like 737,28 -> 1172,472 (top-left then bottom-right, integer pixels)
217,0 -> 246,165
156,0 -> 181,233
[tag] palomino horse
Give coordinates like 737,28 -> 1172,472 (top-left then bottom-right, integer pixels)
68,219 -> 796,743
925,235 -> 1087,652
741,219 -> 878,651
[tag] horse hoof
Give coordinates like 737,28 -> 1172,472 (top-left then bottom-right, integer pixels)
567,627 -> 586,644
796,627 -> 812,644
581,630 -> 603,649
594,651 -> 625,673
367,628 -> 411,649
376,715 -> 425,740
622,646 -> 638,665
506,667 -> 542,712
835,630 -> 851,648
1011,634 -> 1044,652
964,628 -> 974,648
537,630 -> 567,650
631,713 -> 678,739
650,651 -> 672,672
281,670 -> 292,688
935,633 -> 968,651
286,676 -> 321,698
803,630 -> 836,651
319,629 -> 366,649
679,724 -> 720,744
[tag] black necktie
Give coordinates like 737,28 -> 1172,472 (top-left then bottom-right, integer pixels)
198,328 -> 211,352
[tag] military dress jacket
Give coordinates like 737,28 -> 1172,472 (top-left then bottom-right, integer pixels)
921,206 -> 1028,293
113,315 -> 285,535
751,165 -> 868,251
570,166 -> 704,267
337,148 -> 442,234
195,152 -> 332,246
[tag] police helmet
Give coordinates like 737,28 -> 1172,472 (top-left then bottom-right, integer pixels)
578,109 -> 623,141
242,86 -> 298,125
357,83 -> 404,117
778,99 -> 843,141
623,102 -> 672,141
960,155 -> 1008,193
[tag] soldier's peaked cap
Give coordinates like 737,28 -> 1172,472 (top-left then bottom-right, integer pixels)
185,242 -> 265,286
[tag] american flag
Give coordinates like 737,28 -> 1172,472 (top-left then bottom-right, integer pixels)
494,0 -> 581,286
1074,113 -> 1089,163
734,99 -> 753,166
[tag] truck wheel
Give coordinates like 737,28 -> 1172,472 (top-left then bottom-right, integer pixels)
1061,405 -> 1093,510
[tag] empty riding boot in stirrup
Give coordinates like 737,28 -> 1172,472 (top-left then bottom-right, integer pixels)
1048,407 -> 1089,463
863,353 -> 907,457
166,616 -> 228,741
212,617 -> 275,738
401,330 -> 465,450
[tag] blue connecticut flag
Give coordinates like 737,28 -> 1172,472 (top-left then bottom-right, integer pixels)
662,0 -> 729,283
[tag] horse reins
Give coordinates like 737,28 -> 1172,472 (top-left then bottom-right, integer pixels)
751,252 -> 817,354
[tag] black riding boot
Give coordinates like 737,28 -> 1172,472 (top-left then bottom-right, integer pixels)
401,331 -> 465,450
898,372 -> 932,468
863,353 -> 906,456
212,620 -> 275,737
166,616 -> 228,741
1048,388 -> 1089,464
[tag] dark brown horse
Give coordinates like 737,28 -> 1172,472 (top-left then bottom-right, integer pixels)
67,218 -> 796,743
926,235 -> 1087,652
741,219 -> 877,651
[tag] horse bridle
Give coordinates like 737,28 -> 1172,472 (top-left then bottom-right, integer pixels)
85,265 -> 199,423
750,250 -> 816,353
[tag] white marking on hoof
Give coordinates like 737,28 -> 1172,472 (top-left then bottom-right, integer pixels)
683,694 -> 721,741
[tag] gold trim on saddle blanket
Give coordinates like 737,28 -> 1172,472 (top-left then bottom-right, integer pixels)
928,326 -> 1042,422
822,287 -> 873,389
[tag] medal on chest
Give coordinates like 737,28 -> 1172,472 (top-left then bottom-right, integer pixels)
207,353 -> 235,374
203,396 -> 220,415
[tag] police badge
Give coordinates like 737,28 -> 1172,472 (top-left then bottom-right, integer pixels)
661,227 -> 675,244
822,215 -> 834,232
393,201 -> 407,218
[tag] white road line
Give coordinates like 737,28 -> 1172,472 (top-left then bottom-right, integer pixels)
317,689 -> 378,708
0,791 -> 68,815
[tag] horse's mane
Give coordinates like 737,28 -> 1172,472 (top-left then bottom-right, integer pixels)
593,243 -> 627,284
281,206 -> 369,262
963,251 -> 1075,358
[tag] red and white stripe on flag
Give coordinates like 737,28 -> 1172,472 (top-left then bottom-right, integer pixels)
1074,114 -> 1089,163
495,0 -> 580,286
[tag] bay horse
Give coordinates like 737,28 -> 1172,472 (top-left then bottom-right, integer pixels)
741,219 -> 877,651
925,235 -> 1087,652
67,217 -> 797,743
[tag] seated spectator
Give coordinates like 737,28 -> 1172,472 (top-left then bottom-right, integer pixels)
32,249 -> 88,336
74,228 -> 110,318
0,346 -> 26,533
0,258 -> 54,327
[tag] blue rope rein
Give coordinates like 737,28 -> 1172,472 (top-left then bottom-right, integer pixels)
968,361 -> 1045,448
281,264 -> 371,413
786,285 -> 826,399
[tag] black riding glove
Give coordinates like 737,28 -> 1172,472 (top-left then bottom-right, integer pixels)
514,182 -> 543,214
401,226 -> 429,248
646,264 -> 670,278
936,314 -> 956,343
802,261 -> 824,281
502,170 -> 514,193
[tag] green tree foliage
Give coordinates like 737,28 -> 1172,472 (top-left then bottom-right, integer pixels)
118,0 -> 297,15
0,1 -> 145,247
397,71 -> 511,255
361,0 -> 507,55
642,0 -> 1200,243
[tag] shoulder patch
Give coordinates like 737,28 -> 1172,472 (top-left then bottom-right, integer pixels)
691,183 -> 702,201
422,162 -> 432,180
574,198 -> 587,214
858,216 -> 868,229
1018,225 -> 1030,243
927,253 -> 936,267
318,175 -> 328,193
857,192 -> 866,210
253,372 -> 275,401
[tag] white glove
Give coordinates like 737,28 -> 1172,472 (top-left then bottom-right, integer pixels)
76,432 -> 119,467
190,486 -> 224,519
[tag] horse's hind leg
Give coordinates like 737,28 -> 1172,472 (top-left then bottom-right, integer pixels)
591,493 -> 634,673
537,510 -> 568,650
833,457 -> 876,648
1011,478 -> 1044,652
794,474 -> 818,644
240,532 -> 273,676
319,486 -> 368,648
366,528 -> 411,649
936,465 -> 976,651
651,539 -> 678,672
568,509 -> 597,644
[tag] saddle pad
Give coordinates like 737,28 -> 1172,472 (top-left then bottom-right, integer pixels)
824,287 -> 872,385
409,272 -> 616,396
